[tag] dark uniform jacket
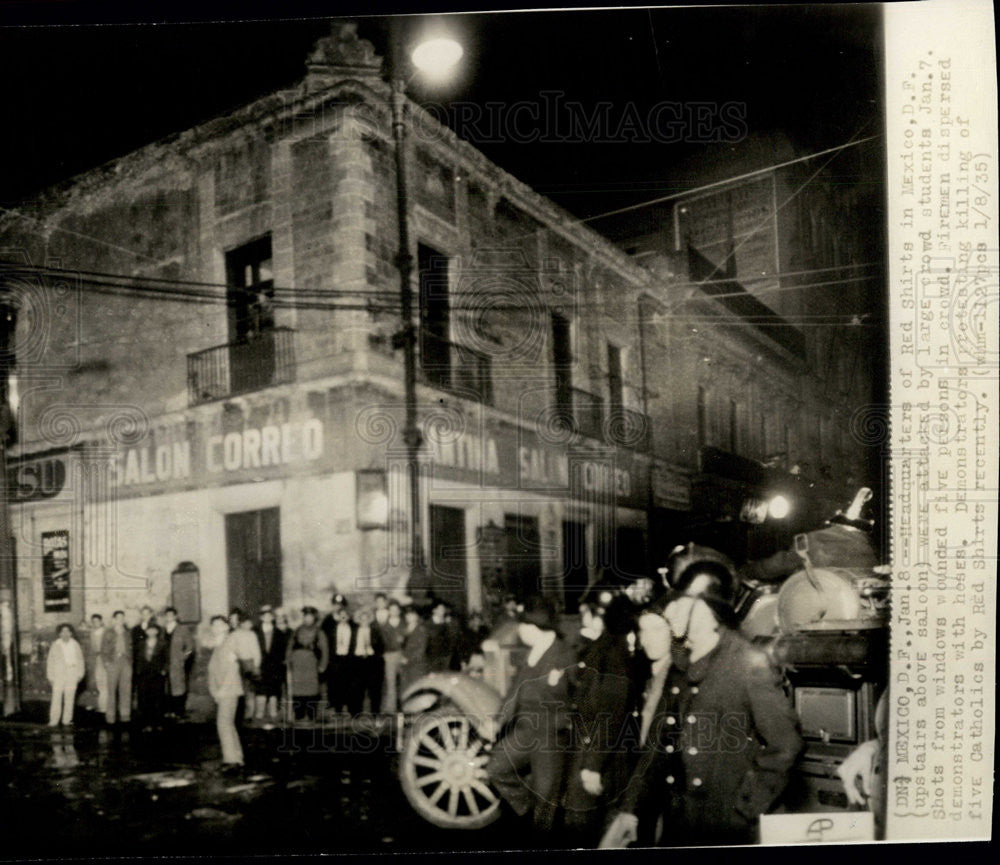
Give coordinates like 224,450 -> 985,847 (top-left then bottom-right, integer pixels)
496,636 -> 578,739
620,628 -> 802,845
563,632 -> 641,837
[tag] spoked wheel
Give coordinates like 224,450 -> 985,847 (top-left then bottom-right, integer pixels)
400,711 -> 501,830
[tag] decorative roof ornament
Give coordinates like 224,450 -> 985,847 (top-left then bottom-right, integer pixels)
304,21 -> 383,91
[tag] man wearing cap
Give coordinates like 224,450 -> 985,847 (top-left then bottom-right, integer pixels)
486,595 -> 577,840
602,548 -> 802,847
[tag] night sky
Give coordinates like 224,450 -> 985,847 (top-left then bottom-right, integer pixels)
0,2 -> 884,219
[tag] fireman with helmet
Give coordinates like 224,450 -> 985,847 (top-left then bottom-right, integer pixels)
601,544 -> 803,847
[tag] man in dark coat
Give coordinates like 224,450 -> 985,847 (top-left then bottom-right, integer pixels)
426,600 -> 460,672
350,607 -> 385,715
131,605 -> 156,670
324,606 -> 357,714
162,606 -> 195,719
603,552 -> 803,847
134,622 -> 168,731
486,595 -> 578,841
563,595 -> 643,844
254,605 -> 288,724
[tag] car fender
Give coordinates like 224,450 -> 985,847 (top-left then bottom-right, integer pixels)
400,672 -> 503,738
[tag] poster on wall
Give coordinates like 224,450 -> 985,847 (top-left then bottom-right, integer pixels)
41,530 -> 70,613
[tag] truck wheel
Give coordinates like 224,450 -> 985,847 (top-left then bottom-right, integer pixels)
399,710 -> 501,830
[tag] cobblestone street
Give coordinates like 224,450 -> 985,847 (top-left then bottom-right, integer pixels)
0,713 -> 512,857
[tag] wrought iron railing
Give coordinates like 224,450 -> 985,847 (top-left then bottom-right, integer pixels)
187,327 -> 295,406
420,330 -> 493,404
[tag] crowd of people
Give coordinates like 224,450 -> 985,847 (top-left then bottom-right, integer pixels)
44,594 -> 491,737
45,605 -> 196,731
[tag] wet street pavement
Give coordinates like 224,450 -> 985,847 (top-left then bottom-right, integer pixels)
0,712 -> 515,858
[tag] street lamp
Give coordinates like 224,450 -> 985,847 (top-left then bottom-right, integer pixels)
388,23 -> 463,601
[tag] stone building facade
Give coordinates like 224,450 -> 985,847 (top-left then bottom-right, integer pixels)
1,24 -> 879,686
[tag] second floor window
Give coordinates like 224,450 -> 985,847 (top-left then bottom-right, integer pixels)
552,311 -> 572,408
607,343 -> 624,410
226,236 -> 274,342
418,243 -> 451,388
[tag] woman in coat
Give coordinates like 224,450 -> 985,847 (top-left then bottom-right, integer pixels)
285,607 -> 329,721
46,623 -> 86,727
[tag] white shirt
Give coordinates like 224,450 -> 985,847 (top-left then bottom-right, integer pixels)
526,630 -> 556,667
336,622 -> 352,655
355,625 -> 373,657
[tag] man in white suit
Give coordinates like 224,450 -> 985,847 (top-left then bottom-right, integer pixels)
47,624 -> 86,727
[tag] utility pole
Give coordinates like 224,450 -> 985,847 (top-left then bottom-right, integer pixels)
388,28 -> 427,601
0,295 -> 20,715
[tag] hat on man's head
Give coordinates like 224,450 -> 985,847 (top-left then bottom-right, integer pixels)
259,604 -> 274,615
331,593 -> 348,607
301,606 -> 319,618
519,595 -> 560,632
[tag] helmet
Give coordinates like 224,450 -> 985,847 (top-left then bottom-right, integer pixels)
662,543 -> 739,621
662,543 -> 737,590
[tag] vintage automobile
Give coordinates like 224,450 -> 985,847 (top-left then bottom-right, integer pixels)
396,532 -> 889,831
396,618 -> 524,829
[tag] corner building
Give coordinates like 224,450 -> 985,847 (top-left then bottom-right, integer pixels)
3,24 -> 877,674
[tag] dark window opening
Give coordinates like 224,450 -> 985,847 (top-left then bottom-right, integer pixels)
418,243 -> 451,388
226,235 -> 274,343
552,312 -> 572,411
562,520 -> 588,611
607,343 -> 624,411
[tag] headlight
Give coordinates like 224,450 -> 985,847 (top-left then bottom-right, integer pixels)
400,691 -> 440,715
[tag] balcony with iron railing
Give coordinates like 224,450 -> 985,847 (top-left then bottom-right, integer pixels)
187,327 -> 296,406
419,330 -> 494,405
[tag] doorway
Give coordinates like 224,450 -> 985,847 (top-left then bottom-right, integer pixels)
225,508 -> 282,614
429,505 -> 468,613
503,514 -> 542,602
561,520 -> 588,610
